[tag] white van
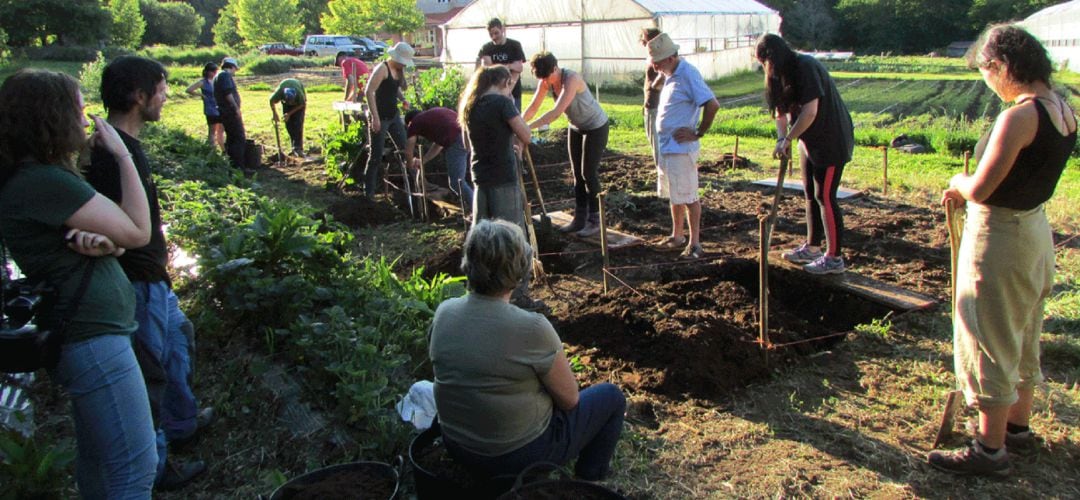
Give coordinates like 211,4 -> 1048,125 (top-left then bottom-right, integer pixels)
302,35 -> 373,59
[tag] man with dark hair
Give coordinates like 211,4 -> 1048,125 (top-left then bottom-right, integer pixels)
214,57 -> 245,168
404,107 -> 473,205
477,17 -> 527,110
87,55 -> 213,492
270,78 -> 307,156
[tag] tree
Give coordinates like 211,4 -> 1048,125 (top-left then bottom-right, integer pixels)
212,0 -> 243,47
141,0 -> 204,46
782,0 -> 837,49
835,0 -> 972,54
186,0 -> 228,46
297,0 -> 329,38
109,0 -> 146,48
321,0 -> 423,37
968,0 -> 1060,32
0,0 -> 109,47
236,0 -> 305,46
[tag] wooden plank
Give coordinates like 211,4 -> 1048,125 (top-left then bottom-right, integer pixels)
769,251 -> 936,311
752,179 -> 863,199
539,211 -> 644,249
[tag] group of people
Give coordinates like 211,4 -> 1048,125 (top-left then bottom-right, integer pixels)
0,17 -> 1072,498
1,56 -> 217,497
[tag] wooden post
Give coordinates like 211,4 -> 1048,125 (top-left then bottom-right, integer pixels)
599,192 -> 610,294
732,135 -> 740,170
758,217 -> 770,360
882,146 -> 889,196
963,150 -> 971,176
418,145 -> 429,222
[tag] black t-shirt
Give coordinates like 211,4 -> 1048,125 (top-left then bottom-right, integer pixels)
468,93 -> 519,186
984,99 -> 1077,210
86,129 -> 171,285
792,54 -> 854,167
478,39 -> 526,102
213,70 -> 240,116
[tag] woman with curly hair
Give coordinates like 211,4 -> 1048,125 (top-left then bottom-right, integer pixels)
1,69 -> 155,498
930,24 -> 1076,476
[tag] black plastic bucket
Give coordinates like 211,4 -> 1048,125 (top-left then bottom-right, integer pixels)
268,461 -> 399,500
409,422 -> 514,499
245,139 -> 263,169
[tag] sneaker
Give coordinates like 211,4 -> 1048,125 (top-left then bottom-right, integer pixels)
680,244 -> 704,260
782,243 -> 823,264
155,459 -> 207,491
804,255 -> 845,275
170,407 -> 215,450
927,440 -> 1010,477
1005,429 -> 1041,456
655,235 -> 687,251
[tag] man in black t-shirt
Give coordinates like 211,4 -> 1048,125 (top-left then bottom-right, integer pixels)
213,57 -> 245,168
477,18 -> 526,111
87,56 -> 213,492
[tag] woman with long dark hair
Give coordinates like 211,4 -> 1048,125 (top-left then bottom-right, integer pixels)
458,65 -> 531,225
185,62 -> 224,149
756,34 -> 854,274
0,69 -> 156,498
929,24 -> 1076,476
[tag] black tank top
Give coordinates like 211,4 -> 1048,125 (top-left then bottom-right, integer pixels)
984,98 -> 1077,210
375,65 -> 400,120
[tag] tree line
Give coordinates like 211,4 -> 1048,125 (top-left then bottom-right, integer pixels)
0,0 -> 424,50
0,0 -> 1069,55
766,0 -> 1066,53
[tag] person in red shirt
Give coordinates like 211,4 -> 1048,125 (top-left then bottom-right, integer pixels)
335,51 -> 369,103
404,107 -> 473,205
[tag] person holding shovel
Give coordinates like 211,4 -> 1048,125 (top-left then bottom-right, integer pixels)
929,24 -> 1076,477
429,219 -> 626,482
404,107 -> 474,206
756,34 -> 854,275
522,52 -> 610,237
269,78 -> 307,157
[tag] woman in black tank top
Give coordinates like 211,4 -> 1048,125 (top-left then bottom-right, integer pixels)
930,24 -> 1077,477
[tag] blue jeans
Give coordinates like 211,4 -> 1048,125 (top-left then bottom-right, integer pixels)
444,137 -> 474,204
364,114 -> 407,199
132,282 -> 198,479
445,383 -> 626,481
52,334 -> 157,499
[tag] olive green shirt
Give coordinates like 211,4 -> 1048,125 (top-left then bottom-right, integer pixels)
270,78 -> 307,113
429,293 -> 562,456
0,164 -> 137,343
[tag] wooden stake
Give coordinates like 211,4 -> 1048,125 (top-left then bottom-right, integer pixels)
963,150 -> 971,176
418,145 -> 429,222
732,135 -> 740,170
599,191 -> 610,294
882,146 -> 889,196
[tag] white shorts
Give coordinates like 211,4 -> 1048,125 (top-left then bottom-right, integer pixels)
657,152 -> 699,205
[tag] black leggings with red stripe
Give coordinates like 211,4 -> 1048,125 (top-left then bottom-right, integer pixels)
800,156 -> 845,257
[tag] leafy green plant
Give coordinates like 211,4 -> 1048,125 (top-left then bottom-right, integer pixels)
404,66 -> 467,111
855,316 -> 894,339
78,52 -> 105,101
0,430 -> 75,500
321,121 -> 368,185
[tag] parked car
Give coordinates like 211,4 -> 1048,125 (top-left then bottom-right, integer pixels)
349,36 -> 384,61
259,43 -> 303,56
302,35 -> 374,59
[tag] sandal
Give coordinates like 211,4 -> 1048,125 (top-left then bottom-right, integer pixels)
680,244 -> 704,260
655,235 -> 687,250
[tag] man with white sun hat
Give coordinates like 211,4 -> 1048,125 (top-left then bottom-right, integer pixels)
362,42 -> 416,199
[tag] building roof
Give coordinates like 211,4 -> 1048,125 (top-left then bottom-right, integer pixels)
1023,0 -> 1080,21
427,6 -> 467,26
632,0 -> 776,15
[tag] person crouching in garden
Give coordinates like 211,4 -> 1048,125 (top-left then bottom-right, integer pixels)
429,219 -> 626,481
929,24 -> 1076,477
404,107 -> 474,206
522,51 -> 610,236
756,34 -> 855,275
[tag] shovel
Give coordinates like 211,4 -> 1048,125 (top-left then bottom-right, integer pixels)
523,147 -> 552,233
272,110 -> 284,166
515,156 -> 545,280
933,198 -> 965,448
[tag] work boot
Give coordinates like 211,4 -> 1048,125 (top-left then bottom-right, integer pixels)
927,440 -> 1010,477
155,459 -> 207,491
559,206 -> 588,233
576,213 -> 601,237
170,407 -> 216,451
